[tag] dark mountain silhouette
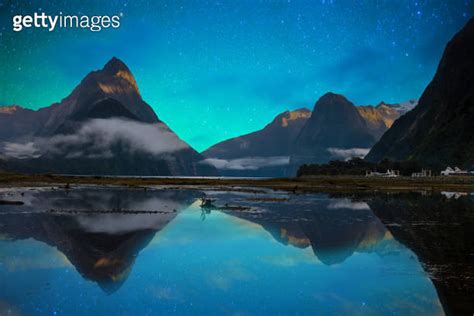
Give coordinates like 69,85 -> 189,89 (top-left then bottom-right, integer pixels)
366,18 -> 474,168
0,57 -> 217,176
289,93 -> 377,170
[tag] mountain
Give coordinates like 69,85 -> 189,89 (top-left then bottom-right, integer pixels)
0,105 -> 52,141
201,96 -> 413,177
357,101 -> 412,139
0,57 -> 217,176
203,108 -> 310,159
36,57 -> 159,136
197,95 -> 414,177
289,93 -> 377,169
366,19 -> 474,168
383,99 -> 418,115
201,108 -> 310,176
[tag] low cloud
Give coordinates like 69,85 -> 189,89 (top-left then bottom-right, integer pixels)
3,142 -> 41,159
327,147 -> 370,160
1,118 -> 188,159
328,199 -> 370,210
200,156 -> 289,170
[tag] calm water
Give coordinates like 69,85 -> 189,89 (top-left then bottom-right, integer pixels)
0,186 -> 472,315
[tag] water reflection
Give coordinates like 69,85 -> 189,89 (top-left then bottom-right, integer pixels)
367,193 -> 474,316
207,193 -> 388,265
0,187 -> 199,293
0,187 -> 469,315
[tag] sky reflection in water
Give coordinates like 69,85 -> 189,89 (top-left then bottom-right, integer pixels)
0,188 -> 443,315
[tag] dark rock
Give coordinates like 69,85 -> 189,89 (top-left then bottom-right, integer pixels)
366,18 -> 474,168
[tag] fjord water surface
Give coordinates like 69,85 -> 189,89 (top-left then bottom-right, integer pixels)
1,186 -> 471,315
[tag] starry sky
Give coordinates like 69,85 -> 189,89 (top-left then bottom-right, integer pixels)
0,1 -> 472,152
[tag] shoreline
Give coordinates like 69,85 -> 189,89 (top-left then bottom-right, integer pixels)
1,173 -> 472,193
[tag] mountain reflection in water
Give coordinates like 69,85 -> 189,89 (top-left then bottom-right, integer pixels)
0,188 -> 200,293
0,186 -> 471,315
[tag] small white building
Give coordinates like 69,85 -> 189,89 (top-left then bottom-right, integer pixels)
412,169 -> 432,177
385,169 -> 400,177
366,169 -> 400,177
441,191 -> 468,199
441,166 -> 468,176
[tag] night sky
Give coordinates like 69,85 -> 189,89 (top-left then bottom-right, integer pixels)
0,1 -> 472,151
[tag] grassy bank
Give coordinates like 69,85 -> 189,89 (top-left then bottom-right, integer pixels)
0,172 -> 472,193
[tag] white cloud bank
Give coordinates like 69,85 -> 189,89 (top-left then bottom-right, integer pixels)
3,142 -> 41,159
328,199 -> 371,210
2,118 -> 188,159
327,147 -> 370,160
200,156 -> 290,170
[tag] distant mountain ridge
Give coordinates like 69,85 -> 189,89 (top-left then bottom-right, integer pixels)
366,18 -> 474,168
0,105 -> 52,141
357,101 -> 415,139
201,108 -> 310,176
203,107 -> 311,159
201,96 -> 413,176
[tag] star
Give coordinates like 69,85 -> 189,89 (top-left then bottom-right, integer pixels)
0,0 -> 472,151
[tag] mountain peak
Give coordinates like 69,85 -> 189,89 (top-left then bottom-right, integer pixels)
102,57 -> 130,74
316,92 -> 352,109
99,57 -> 139,93
313,93 -> 354,114
35,57 -> 159,135
320,92 -> 347,101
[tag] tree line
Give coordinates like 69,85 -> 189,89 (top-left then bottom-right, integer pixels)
297,158 -> 423,177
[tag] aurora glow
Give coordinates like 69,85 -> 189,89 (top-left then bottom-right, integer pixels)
0,0 -> 472,151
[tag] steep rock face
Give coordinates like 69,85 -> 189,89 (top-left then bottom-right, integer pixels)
0,58 -> 217,176
289,93 -> 376,168
36,57 -> 159,136
366,19 -> 474,168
